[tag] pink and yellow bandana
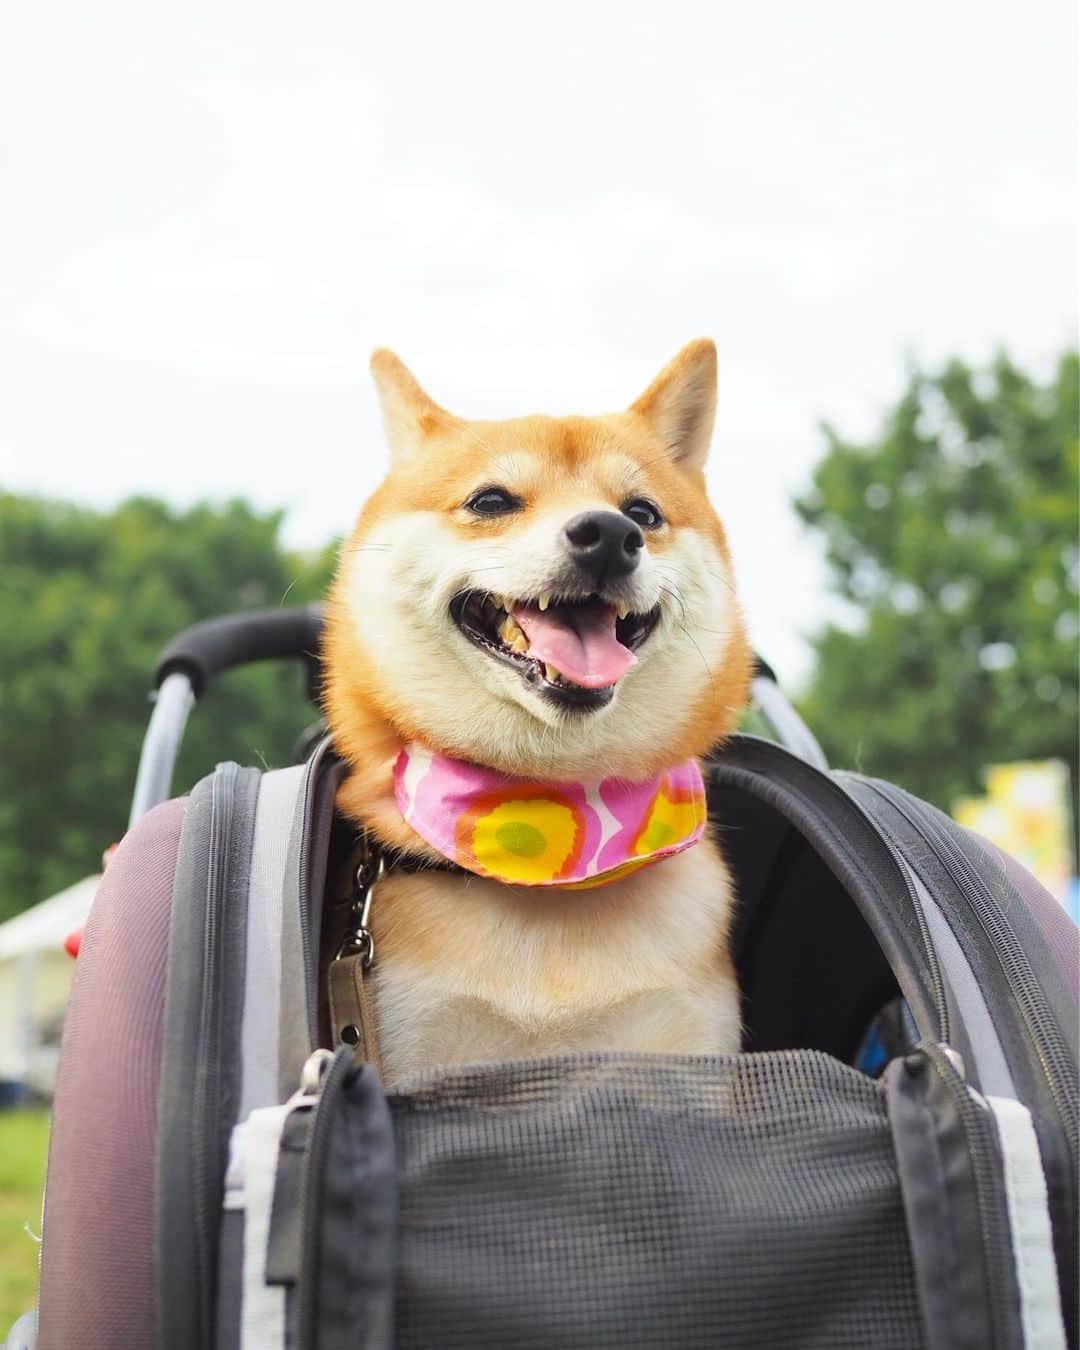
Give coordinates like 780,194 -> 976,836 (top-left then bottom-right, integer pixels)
393,744 -> 708,888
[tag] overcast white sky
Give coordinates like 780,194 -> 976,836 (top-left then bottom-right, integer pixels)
1,1 -> 1075,683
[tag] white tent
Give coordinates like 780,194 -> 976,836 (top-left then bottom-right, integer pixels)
0,875 -> 99,1095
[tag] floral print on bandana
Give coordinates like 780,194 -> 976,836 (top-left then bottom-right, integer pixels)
394,745 -> 707,888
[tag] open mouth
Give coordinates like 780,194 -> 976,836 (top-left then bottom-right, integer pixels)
450,591 -> 661,711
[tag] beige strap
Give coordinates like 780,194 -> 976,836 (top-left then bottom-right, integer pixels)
328,953 -> 383,1079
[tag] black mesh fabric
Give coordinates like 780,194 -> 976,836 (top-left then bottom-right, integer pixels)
388,1051 -> 924,1349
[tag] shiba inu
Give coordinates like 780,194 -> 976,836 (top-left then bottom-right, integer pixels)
324,340 -> 751,1085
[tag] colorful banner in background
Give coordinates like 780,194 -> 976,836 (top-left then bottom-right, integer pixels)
953,760 -> 1077,919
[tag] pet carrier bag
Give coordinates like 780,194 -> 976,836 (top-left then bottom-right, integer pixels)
7,608 -> 1077,1350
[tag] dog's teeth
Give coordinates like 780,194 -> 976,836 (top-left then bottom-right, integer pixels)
544,663 -> 560,682
616,601 -> 630,621
538,592 -> 551,611
499,614 -> 530,653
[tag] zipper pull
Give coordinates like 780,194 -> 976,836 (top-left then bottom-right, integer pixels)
266,1049 -> 336,1292
290,1047 -> 336,1106
938,1043 -> 966,1079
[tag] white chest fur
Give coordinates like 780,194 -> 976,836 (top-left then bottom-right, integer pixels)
368,835 -> 740,1088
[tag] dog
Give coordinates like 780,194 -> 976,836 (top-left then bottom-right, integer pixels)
323,340 -> 751,1086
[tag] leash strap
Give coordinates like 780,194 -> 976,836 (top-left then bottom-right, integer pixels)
324,831 -> 461,1076
327,950 -> 383,1078
327,840 -> 384,1076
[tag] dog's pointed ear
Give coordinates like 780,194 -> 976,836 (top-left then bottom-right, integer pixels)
629,339 -> 717,472
370,349 -> 458,464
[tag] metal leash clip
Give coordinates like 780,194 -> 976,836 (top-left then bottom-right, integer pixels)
335,837 -> 384,968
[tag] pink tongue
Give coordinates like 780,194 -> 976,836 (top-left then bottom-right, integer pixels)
512,602 -> 637,689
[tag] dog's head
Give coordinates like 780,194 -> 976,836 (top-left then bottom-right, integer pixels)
325,340 -> 751,784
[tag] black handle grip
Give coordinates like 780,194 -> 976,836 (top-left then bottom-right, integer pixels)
154,605 -> 325,698
752,653 -> 778,684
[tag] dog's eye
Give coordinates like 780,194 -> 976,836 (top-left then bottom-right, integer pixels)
621,498 -> 664,530
465,487 -> 523,517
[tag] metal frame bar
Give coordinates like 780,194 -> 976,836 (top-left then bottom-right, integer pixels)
128,672 -> 196,827
751,675 -> 829,771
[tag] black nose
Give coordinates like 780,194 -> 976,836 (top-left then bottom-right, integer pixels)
563,510 -> 643,585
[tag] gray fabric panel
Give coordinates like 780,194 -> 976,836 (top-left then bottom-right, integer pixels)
239,764 -> 307,1120
389,1051 -> 924,1350
214,1209 -> 243,1350
36,798 -> 186,1350
154,774 -> 214,1350
902,862 -> 1017,1099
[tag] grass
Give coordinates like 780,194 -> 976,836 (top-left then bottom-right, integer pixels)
0,1110 -> 49,1334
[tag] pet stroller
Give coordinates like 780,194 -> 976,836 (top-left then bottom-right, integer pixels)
7,607 -> 1077,1350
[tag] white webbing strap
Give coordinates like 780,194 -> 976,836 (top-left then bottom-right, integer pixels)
986,1096 -> 1067,1350
224,1105 -> 292,1350
239,765 -> 308,1121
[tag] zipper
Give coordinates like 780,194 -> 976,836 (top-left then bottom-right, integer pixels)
296,755 -> 317,1045
191,761 -> 237,1341
919,1041 -> 1016,1350
861,814 -> 951,1045
863,778 -> 1078,1162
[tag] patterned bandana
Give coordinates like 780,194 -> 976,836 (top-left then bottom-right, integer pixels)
393,743 -> 708,888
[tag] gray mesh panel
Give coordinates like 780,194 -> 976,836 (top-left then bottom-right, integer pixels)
389,1051 -> 924,1350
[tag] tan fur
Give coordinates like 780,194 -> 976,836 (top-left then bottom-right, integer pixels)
324,340 -> 752,1086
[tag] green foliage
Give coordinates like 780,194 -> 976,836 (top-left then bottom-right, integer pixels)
796,350 -> 1079,827
0,1109 -> 49,1330
0,494 -> 337,920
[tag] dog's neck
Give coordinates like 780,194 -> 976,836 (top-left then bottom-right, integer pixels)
339,739 -> 707,889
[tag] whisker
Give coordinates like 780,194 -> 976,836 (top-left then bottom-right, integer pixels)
654,558 -> 737,597
655,584 -> 730,638
657,583 -> 688,623
677,621 -> 714,679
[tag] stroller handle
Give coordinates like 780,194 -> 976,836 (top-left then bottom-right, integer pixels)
749,658 -> 828,772
129,607 -> 826,828
129,605 -> 324,828
154,604 -> 324,698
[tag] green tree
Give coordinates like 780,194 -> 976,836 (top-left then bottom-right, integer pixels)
0,494 -> 337,920
795,350 -> 1079,832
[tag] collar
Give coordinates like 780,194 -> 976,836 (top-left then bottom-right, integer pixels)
393,743 -> 707,889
